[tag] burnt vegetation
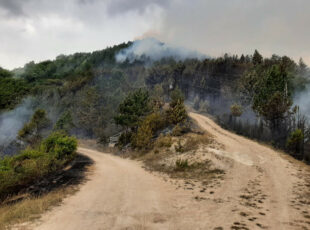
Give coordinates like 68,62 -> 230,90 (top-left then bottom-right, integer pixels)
0,42 -> 310,162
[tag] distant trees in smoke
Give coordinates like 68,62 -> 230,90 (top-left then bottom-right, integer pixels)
0,41 -> 310,161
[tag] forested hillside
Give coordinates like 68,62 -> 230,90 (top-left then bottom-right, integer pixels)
1,40 -> 310,161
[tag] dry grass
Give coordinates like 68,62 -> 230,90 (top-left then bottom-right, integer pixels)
174,133 -> 214,153
0,187 -> 76,230
183,133 -> 213,150
140,132 -> 224,182
154,134 -> 173,149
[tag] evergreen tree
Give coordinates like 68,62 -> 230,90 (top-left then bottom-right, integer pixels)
253,50 -> 263,65
114,89 -> 150,130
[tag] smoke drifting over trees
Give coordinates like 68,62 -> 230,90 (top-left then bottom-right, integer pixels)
116,38 -> 206,63
0,39 -> 310,161
0,98 -> 34,148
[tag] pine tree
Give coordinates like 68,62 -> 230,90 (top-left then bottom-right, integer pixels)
253,50 -> 263,65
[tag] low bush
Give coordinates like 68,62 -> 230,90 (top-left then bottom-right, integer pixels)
175,134 -> 212,153
286,129 -> 304,156
132,123 -> 153,150
154,134 -> 172,148
117,132 -> 133,148
130,112 -> 166,150
175,140 -> 185,153
42,131 -> 77,160
0,132 -> 77,201
175,159 -> 189,171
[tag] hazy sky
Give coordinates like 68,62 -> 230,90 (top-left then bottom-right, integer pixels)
1,0 -> 310,69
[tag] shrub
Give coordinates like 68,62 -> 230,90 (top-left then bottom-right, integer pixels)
165,88 -> 187,125
142,112 -> 166,133
175,140 -> 185,153
114,89 -> 150,129
175,134 -> 212,153
54,111 -> 75,134
0,132 -> 77,201
230,104 -> 243,117
172,122 -> 190,136
166,100 -> 187,125
129,112 -> 166,150
175,159 -> 189,171
132,123 -> 153,150
0,76 -> 29,111
286,129 -> 304,155
155,134 -> 172,148
18,109 -> 50,146
42,131 -> 77,160
117,132 -> 133,148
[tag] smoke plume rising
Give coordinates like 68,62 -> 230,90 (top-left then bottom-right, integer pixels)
116,38 -> 207,63
294,88 -> 310,118
0,98 -> 34,148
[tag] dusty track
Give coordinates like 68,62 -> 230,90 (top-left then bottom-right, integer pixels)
29,113 -> 309,230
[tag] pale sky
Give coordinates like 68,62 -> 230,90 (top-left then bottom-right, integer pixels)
0,0 -> 310,69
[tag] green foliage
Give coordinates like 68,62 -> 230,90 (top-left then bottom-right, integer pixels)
175,159 -> 189,171
142,112 -> 166,133
286,129 -> 304,155
131,112 -> 165,149
0,67 -> 12,78
0,76 -> 29,110
167,100 -> 187,125
166,88 -> 187,124
116,87 -> 188,150
172,123 -> 191,136
253,50 -> 263,65
0,132 -> 77,200
154,134 -> 172,148
75,86 -> 107,138
117,132 -> 133,148
114,89 -> 150,129
150,84 -> 165,110
170,87 -> 185,107
230,104 -> 243,117
41,131 -> 77,160
2,41 -> 309,158
132,122 -> 153,150
54,111 -> 75,133
18,109 -> 50,146
241,63 -> 293,131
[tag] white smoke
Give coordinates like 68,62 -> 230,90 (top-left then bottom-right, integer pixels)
0,98 -> 34,148
116,38 -> 207,63
294,88 -> 310,118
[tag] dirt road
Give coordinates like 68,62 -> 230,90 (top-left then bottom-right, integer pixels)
31,113 -> 310,230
